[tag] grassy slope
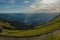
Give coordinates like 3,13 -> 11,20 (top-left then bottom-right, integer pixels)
36,30 -> 60,40
0,15 -> 60,37
0,21 -> 14,28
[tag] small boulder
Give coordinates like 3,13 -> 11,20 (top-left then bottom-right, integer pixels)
0,27 -> 3,33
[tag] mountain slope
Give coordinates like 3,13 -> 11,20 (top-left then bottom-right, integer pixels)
0,15 -> 60,37
0,13 -> 58,30
0,20 -> 15,29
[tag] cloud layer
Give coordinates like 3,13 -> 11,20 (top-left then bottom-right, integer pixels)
0,0 -> 16,8
22,0 -> 60,13
24,1 -> 29,3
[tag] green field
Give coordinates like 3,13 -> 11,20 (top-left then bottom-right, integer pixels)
0,15 -> 60,40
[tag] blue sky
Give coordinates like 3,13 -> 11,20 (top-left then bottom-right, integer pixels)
0,0 -> 60,13
0,0 -> 35,13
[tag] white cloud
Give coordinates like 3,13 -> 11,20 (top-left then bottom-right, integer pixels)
21,0 -> 60,13
24,1 -> 29,3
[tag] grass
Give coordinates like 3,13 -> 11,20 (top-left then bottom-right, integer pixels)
0,15 -> 60,37
0,21 -> 14,28
37,30 -> 60,40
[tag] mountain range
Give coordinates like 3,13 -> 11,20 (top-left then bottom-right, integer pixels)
0,13 -> 59,29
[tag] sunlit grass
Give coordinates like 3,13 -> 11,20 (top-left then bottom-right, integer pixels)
0,21 -> 14,28
37,30 -> 60,40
